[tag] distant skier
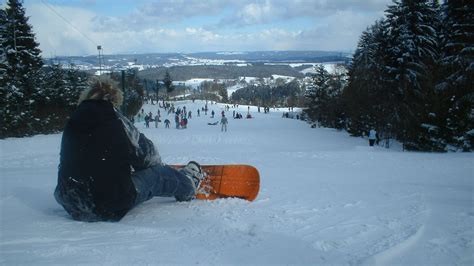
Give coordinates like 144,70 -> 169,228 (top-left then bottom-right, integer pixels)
154,114 -> 160,128
175,113 -> 180,129
54,77 -> 204,222
164,119 -> 171,128
180,116 -> 188,129
220,114 -> 228,132
144,114 -> 150,128
369,129 -> 377,146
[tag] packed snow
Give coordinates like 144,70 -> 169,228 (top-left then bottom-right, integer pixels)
1,100 -> 473,265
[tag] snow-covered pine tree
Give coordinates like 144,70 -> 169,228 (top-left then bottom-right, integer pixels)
414,0 -> 447,152
344,21 -> 389,136
1,0 -> 43,137
163,69 -> 174,95
0,9 -> 6,81
36,63 -> 65,132
344,27 -> 372,136
325,65 -> 347,129
0,9 -> 10,137
14,59 -> 86,135
383,0 -> 441,150
304,65 -> 331,126
437,0 -> 474,151
64,63 -> 88,108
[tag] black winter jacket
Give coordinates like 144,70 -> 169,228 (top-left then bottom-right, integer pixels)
55,100 -> 160,221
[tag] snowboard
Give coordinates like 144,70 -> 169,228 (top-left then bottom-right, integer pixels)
172,164 -> 260,201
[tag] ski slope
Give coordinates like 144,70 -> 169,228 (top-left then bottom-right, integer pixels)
1,100 -> 473,265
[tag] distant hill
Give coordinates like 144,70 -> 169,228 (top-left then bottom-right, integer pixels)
138,64 -> 306,81
48,50 -> 350,72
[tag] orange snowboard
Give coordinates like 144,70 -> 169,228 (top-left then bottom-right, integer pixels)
172,165 -> 260,201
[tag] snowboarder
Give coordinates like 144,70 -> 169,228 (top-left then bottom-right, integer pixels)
369,128 -> 377,146
220,114 -> 228,132
54,77 -> 204,222
154,114 -> 160,128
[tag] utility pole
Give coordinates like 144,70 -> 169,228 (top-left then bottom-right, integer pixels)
156,79 -> 160,102
97,45 -> 103,75
121,70 -> 127,116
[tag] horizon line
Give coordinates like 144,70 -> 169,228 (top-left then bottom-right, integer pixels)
44,49 -> 353,58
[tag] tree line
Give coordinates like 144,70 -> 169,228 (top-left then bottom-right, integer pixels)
138,64 -> 305,81
0,0 -> 89,138
304,0 -> 473,152
0,0 -> 145,138
230,79 -> 305,108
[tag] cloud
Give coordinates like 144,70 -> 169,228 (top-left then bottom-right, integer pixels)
135,0 -> 227,22
24,0 -> 391,56
218,0 -> 390,27
295,10 -> 379,51
220,0 -> 285,26
25,3 -> 100,56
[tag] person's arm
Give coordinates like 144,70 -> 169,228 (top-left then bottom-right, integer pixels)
116,110 -> 161,170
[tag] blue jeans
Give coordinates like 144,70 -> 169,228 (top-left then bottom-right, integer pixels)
131,164 -> 196,205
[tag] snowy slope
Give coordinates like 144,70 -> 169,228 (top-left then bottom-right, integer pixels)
1,100 -> 473,265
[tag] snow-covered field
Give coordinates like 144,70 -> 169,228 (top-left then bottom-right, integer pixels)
1,100 -> 473,265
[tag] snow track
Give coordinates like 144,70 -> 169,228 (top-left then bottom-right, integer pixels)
1,100 -> 473,265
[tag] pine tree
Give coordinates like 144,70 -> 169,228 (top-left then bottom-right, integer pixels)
1,0 -> 43,137
0,9 -> 7,81
384,0 -> 441,150
0,9 -> 9,136
344,21 -> 390,136
37,63 -> 66,132
415,0 -> 446,151
438,0 -> 474,151
64,63 -> 89,108
304,65 -> 331,126
163,69 -> 174,95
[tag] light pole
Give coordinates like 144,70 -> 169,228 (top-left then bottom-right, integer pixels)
97,45 -> 102,75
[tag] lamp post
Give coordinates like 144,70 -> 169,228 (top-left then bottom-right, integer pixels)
97,45 -> 102,75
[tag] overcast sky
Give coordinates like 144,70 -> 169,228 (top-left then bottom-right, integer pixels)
19,0 -> 392,56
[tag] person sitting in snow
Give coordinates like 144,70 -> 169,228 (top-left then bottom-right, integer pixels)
54,76 -> 204,222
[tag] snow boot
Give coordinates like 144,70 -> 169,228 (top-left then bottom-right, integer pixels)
180,161 -> 205,189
